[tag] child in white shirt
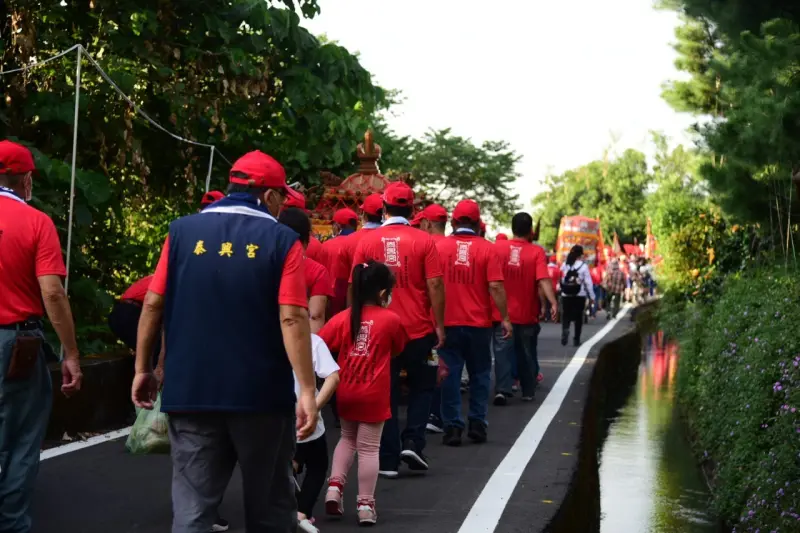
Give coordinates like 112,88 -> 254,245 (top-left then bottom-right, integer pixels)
294,334 -> 340,533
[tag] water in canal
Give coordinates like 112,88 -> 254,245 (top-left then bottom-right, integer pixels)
599,332 -> 720,533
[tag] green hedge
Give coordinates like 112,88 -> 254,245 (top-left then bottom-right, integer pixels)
661,267 -> 800,532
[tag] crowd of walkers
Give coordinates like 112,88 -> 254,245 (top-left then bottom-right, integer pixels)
0,140 -> 648,533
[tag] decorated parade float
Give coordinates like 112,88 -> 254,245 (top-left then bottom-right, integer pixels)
303,130 -> 426,240
555,215 -> 604,265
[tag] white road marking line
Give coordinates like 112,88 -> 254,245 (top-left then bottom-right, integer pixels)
40,426 -> 132,461
457,304 -> 633,533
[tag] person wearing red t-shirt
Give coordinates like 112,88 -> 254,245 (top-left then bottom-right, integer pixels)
589,262 -> 605,318
333,193 -> 384,286
436,199 -> 511,446
350,181 -> 444,477
0,140 -> 82,533
416,203 -> 449,433
279,207 -> 334,334
321,208 -> 359,316
491,213 -> 558,405
495,233 -> 508,241
284,188 -> 326,266
320,261 -> 407,525
132,150 -> 318,533
546,256 -> 561,322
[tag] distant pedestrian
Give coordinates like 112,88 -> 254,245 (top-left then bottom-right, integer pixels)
200,190 -> 225,208
0,140 -> 83,533
351,182 -> 445,477
321,261 -> 407,526
603,259 -> 625,319
560,245 -> 595,346
545,256 -> 560,322
589,262 -> 605,318
436,200 -> 511,446
492,213 -> 558,404
131,150 -> 318,533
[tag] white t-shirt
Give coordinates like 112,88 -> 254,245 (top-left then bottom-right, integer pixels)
560,260 -> 595,299
294,334 -> 340,444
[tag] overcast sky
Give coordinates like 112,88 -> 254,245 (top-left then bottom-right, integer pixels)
304,0 -> 695,215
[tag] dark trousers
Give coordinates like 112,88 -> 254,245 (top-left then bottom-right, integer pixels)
439,326 -> 492,428
169,412 -> 296,533
108,301 -> 161,366
513,324 -> 541,397
380,333 -> 437,468
561,296 -> 587,342
294,436 -> 328,518
0,328 -> 53,533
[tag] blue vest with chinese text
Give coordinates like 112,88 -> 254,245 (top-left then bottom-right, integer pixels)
161,194 -> 299,413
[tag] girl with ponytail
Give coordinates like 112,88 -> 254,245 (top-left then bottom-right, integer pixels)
318,260 -> 408,526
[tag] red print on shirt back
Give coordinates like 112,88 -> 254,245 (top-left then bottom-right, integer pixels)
455,240 -> 473,267
509,245 -> 522,267
381,237 -> 401,267
353,320 -> 373,357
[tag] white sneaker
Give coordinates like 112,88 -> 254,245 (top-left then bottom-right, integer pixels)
297,517 -> 319,533
378,469 -> 398,479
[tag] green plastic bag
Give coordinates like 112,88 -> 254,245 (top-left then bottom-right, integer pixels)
125,392 -> 170,454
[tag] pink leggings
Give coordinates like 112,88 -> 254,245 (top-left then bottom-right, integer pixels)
329,419 -> 385,503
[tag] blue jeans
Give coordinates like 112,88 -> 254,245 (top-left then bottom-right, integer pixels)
439,327 -> 492,429
0,328 -> 53,533
493,323 -> 515,395
513,324 -> 541,397
380,333 -> 436,467
592,286 -> 605,317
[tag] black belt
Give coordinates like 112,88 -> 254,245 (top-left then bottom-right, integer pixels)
0,319 -> 44,331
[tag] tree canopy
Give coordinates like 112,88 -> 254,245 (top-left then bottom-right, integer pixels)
532,148 -> 652,250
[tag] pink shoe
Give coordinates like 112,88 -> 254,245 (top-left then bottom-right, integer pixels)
357,499 -> 377,526
325,483 -> 344,516
537,372 -> 544,382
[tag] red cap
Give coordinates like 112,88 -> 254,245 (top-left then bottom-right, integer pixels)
496,233 -> 508,241
333,208 -> 358,226
229,151 -> 289,191
284,188 -> 306,209
360,193 -> 384,216
410,212 -> 424,227
0,141 -> 35,175
452,199 -> 481,222
382,181 -> 414,207
201,190 -> 225,206
421,204 -> 448,223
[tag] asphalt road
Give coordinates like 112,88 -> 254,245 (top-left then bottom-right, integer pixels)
31,320 -> 606,533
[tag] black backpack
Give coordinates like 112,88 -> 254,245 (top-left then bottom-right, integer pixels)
561,264 -> 582,296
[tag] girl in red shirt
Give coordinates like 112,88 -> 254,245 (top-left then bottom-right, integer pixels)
320,261 -> 408,526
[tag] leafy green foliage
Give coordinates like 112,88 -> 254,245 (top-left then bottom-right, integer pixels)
1,0 -> 387,350
662,269 -> 800,531
532,148 -> 652,249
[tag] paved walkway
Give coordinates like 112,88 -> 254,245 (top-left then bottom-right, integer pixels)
31,321 -> 610,533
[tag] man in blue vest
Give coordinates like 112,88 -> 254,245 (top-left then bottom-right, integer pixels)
131,150 -> 318,533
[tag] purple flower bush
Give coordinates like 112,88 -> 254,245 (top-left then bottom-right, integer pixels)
662,269 -> 800,532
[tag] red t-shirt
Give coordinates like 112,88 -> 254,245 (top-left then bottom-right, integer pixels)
334,228 -> 376,282
306,236 -> 326,265
493,239 -> 549,325
319,306 -> 408,422
305,257 -> 334,298
121,275 -> 154,303
0,196 -> 67,324
548,264 -> 561,292
150,237 -> 307,308
437,232 -> 504,328
590,264 -> 604,285
351,224 -> 443,340
320,234 -> 351,283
